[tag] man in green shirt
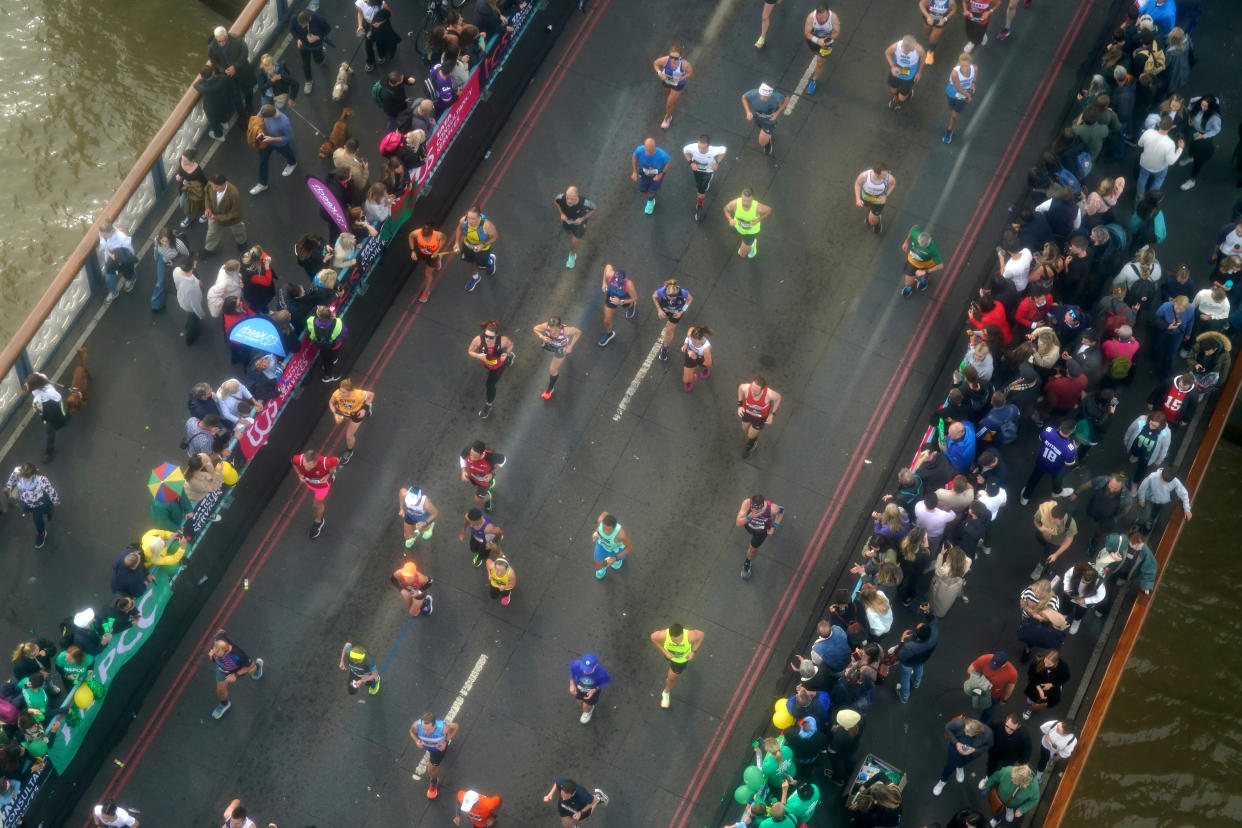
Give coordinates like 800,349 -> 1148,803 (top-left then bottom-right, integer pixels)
900,225 -> 944,297
784,780 -> 821,822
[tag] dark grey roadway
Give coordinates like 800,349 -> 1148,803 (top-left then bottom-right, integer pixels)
0,0 -> 1227,825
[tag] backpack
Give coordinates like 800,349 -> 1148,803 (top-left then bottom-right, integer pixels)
245,115 -> 266,150
1099,307 -> 1127,339
1142,44 -> 1166,77
379,131 -> 404,156
1071,151 -> 1092,182
1051,168 -> 1082,196
963,671 -> 992,709
997,411 -> 1019,444
58,616 -> 77,650
371,79 -> 385,107
1108,352 -> 1133,380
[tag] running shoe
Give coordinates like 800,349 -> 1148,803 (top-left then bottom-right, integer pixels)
683,381 -> 694,392
211,700 -> 232,719
179,216 -> 192,229
740,561 -> 752,580
754,36 -> 765,48
997,27 -> 1011,40
925,51 -> 935,65
472,553 -> 484,567
980,34 -> 988,46
485,488 -> 494,511
742,441 -> 756,459
918,276 -> 929,291
34,531 -> 46,549
901,286 -> 914,298
340,449 -> 354,465
486,254 -> 497,276
310,519 -> 324,539
249,183 -> 269,195
303,81 -> 313,94
251,658 -> 264,680
660,691 -> 670,708
595,567 -> 608,579
644,199 -> 655,215
943,129 -> 953,144
873,219 -> 883,235
419,288 -> 430,303
421,522 -> 435,540
594,788 -> 610,805
566,253 -> 577,268
421,594 -> 434,615
427,780 -> 439,799
478,405 -> 491,419
806,79 -> 818,95
748,240 -> 758,259
963,41 -> 974,53
658,345 -> 669,361
123,278 -> 136,293
500,593 -> 511,606
694,204 -> 704,222
610,558 -> 624,570
405,537 -> 417,549
1179,179 -> 1196,190
696,368 -> 711,379
368,678 -> 382,695
763,138 -> 773,156
660,115 -> 672,129
598,331 -> 616,347
466,272 -> 481,291
281,163 -> 297,177
365,62 -> 374,72
580,708 -> 593,724
541,389 -> 554,400
625,304 -> 636,319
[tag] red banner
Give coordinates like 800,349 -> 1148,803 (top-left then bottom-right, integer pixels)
237,338 -> 317,460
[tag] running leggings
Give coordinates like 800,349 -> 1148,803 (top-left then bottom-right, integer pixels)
485,364 -> 507,404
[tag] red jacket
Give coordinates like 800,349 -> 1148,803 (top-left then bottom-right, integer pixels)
1015,296 -> 1054,331
970,303 -> 1013,345
1043,373 -> 1087,411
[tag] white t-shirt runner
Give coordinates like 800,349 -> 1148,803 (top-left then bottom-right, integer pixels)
93,806 -> 139,828
683,143 -> 727,171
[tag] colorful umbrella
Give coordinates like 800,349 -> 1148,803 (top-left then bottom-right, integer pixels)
148,462 -> 185,503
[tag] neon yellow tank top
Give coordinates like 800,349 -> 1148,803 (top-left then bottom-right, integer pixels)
733,198 -> 761,235
488,566 -> 513,590
663,629 -> 692,662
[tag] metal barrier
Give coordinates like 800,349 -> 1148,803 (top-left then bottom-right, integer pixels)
0,0 -> 282,432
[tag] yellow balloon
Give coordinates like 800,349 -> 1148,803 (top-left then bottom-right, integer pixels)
220,461 -> 239,486
773,697 -> 787,713
73,683 -> 94,709
772,708 -> 795,730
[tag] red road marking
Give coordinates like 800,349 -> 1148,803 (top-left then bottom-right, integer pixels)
665,1 -> 1098,824
83,3 -> 615,822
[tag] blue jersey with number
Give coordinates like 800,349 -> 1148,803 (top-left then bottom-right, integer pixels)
634,146 -> 671,178
1035,426 -> 1078,472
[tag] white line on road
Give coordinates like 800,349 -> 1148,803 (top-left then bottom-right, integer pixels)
411,653 -> 488,781
783,57 -> 819,116
612,336 -> 665,422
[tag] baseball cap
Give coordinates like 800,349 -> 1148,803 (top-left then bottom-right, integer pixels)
988,652 -> 1009,670
582,653 -> 598,670
460,790 -> 479,811
758,82 -> 774,96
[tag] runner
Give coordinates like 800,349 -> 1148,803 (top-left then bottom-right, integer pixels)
900,225 -> 945,296
411,712 -> 460,799
919,0 -> 956,64
398,484 -> 439,548
533,315 -> 582,400
631,137 -> 671,215
884,35 -> 925,111
652,45 -> 693,129
649,623 -> 704,708
543,778 -> 610,827
207,630 -> 263,720
484,553 -> 517,606
735,493 -> 785,579
738,375 -> 782,458
569,652 -> 612,724
755,0 -> 785,48
460,440 -> 507,512
391,560 -> 434,616
652,278 -> 693,362
408,221 -> 447,303
723,189 -> 772,259
943,52 -> 979,143
338,641 -> 381,695
91,799 -> 139,828
853,163 -> 898,234
741,82 -> 786,155
553,186 -> 596,269
683,135 -> 726,221
961,0 -> 1000,53
598,264 -> 637,346
803,4 -> 841,95
466,321 -> 516,419
680,325 -> 714,392
996,0 -> 1025,41
220,799 -> 256,828
454,789 -> 501,827
291,448 -> 339,538
591,512 -> 633,579
328,377 -> 374,464
459,508 -> 505,567
450,206 -> 499,292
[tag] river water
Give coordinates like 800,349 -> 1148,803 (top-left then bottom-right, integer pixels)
1062,438 -> 1242,827
4,2 -> 1240,825
0,0 -> 221,345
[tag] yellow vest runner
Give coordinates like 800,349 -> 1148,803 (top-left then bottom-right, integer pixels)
733,198 -> 761,235
663,629 -> 693,662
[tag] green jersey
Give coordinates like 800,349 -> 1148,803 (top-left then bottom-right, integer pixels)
905,225 -> 942,268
